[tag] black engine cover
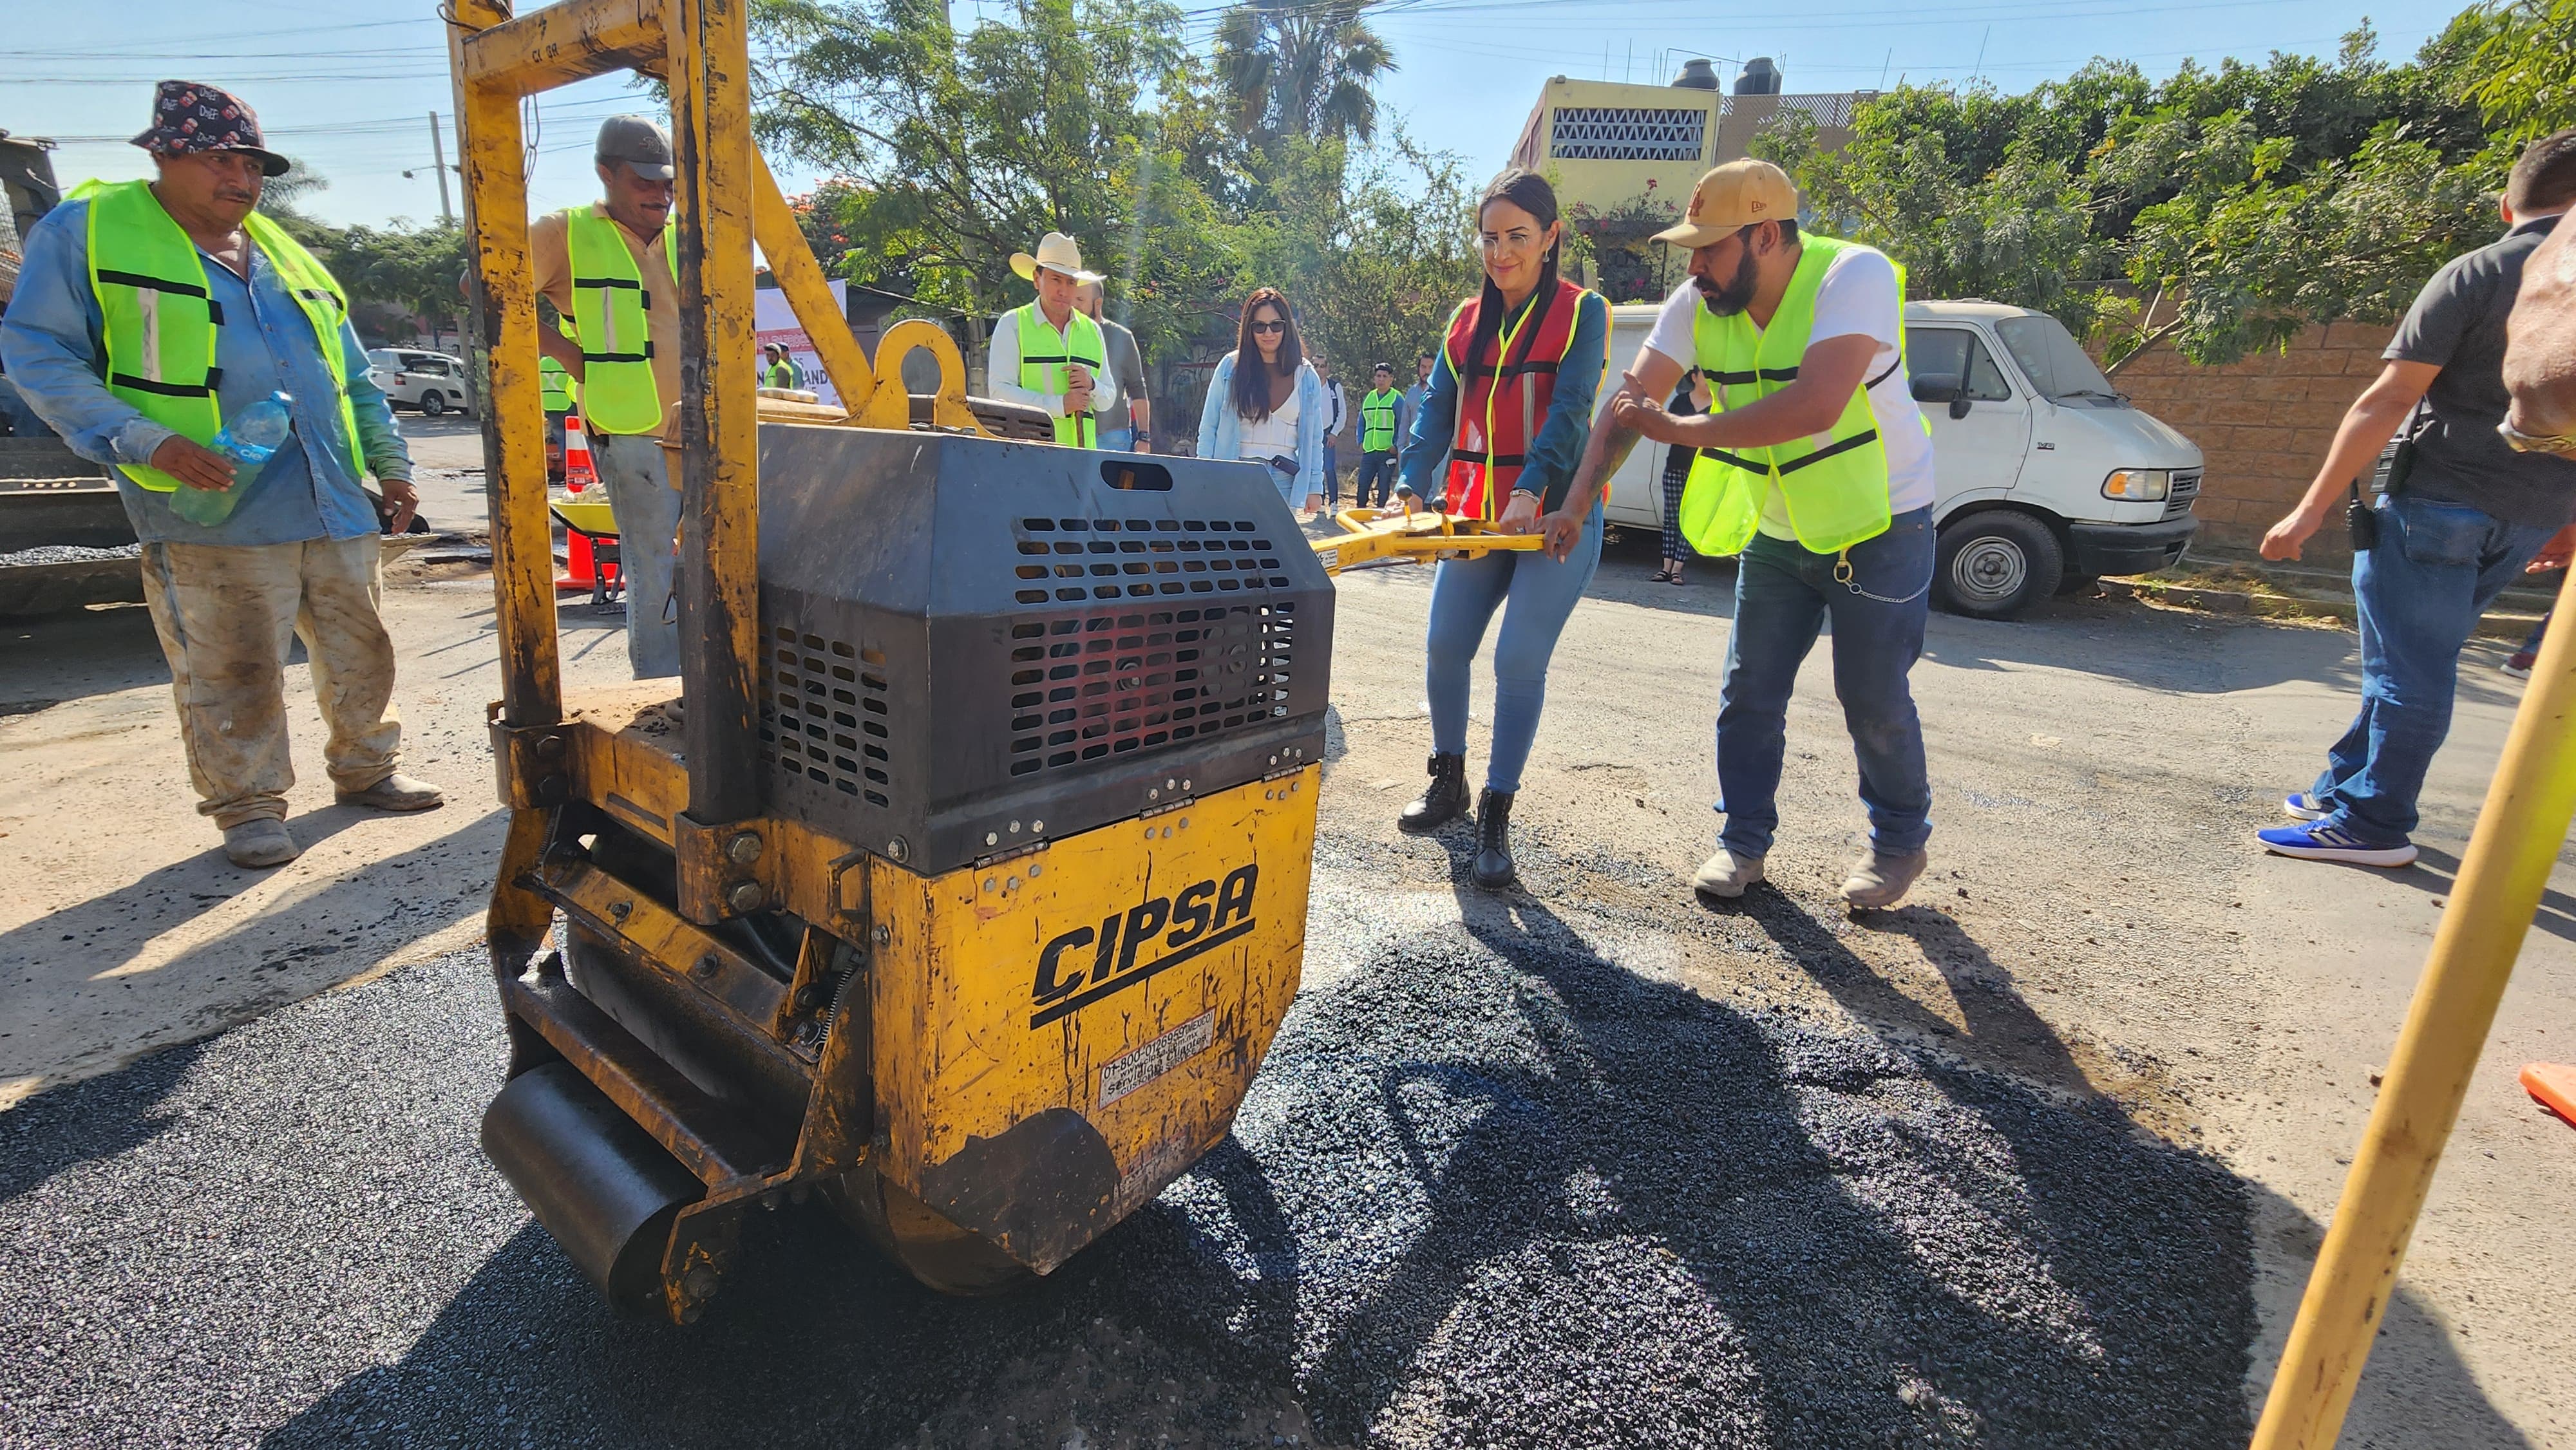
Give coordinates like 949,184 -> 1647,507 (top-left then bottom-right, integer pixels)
755,426 -> 1334,876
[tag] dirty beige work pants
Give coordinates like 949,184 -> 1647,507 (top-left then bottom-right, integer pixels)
138,536 -> 403,829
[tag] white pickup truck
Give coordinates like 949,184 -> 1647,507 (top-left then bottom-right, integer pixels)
1599,299 -> 2205,619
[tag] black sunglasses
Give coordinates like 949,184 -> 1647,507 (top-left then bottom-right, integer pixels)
1249,319 -> 1286,334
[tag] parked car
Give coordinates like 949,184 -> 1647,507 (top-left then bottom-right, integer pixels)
1599,300 -> 2204,619
366,348 -> 472,417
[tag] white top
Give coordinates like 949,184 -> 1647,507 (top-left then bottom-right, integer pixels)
985,305 -> 1121,421
1641,247 -> 1935,536
1238,391 -> 1302,470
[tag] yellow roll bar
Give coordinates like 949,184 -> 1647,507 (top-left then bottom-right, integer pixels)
2251,562 -> 2576,1447
1309,506 -> 1547,576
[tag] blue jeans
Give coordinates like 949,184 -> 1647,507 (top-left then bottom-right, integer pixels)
591,431 -> 682,681
1354,449 -> 1397,508
1716,507 -> 1935,858
1426,503 -> 1605,794
2313,493 -> 2555,843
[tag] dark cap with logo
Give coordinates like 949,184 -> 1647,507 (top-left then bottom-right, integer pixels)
131,80 -> 289,178
594,115 -> 674,181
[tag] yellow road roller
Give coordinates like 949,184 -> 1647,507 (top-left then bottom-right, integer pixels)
446,0 -> 1329,1321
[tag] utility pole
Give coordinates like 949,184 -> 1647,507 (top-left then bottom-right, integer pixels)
428,111 -> 455,226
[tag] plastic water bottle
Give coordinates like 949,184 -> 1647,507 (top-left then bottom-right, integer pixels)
172,391 -> 293,525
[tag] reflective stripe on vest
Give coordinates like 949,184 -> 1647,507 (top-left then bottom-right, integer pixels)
1014,303 -> 1106,448
1359,388 -> 1401,452
1439,278 -> 1592,520
74,178 -> 364,493
564,207 -> 675,435
540,355 -> 573,412
1678,234 -> 1900,556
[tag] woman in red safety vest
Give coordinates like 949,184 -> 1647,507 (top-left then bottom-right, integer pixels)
1391,168 -> 1611,889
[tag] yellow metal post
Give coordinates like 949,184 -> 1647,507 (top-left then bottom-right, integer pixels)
446,0 -> 560,733
749,156 -> 878,415
667,0 -> 764,830
2251,563 -> 2576,1447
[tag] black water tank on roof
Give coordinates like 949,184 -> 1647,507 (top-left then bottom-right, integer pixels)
1736,57 -> 1782,95
1671,58 -> 1721,90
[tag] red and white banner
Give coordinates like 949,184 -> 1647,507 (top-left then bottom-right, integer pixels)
753,280 -> 847,406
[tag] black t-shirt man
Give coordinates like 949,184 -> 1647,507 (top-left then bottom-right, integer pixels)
2388,214 -> 2576,529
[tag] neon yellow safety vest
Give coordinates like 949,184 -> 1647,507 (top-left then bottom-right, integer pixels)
73,178 -> 364,493
1679,234 -> 1918,556
1012,302 -> 1107,447
1359,387 -> 1401,452
540,354 -> 573,413
562,206 -> 676,435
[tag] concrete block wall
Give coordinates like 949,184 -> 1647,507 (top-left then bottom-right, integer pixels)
2099,320 -> 2393,558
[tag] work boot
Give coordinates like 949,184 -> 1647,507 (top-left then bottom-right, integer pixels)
222,818 -> 301,870
1842,847 -> 1929,909
1399,752 -> 1468,833
336,772 -> 447,812
1692,848 -> 1765,900
1472,789 -> 1517,890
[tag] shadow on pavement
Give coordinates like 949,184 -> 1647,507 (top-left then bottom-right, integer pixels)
0,1040 -> 205,1209
2398,843 -> 2576,943
95,840 -> 2508,1448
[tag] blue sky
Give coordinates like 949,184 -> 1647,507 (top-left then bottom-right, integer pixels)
5,0 -> 2475,232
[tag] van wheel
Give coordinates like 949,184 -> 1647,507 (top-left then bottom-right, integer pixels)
419,392 -> 446,417
1935,512 -> 2061,620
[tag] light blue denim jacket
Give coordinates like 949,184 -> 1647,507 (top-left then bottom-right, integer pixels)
0,195 -> 410,547
1195,353 -> 1325,505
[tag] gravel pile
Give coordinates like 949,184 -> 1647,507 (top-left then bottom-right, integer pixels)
0,845 -> 2255,1449
0,543 -> 140,567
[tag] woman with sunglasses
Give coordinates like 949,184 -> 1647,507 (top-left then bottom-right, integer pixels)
1391,167 -> 1610,889
1195,287 -> 1327,513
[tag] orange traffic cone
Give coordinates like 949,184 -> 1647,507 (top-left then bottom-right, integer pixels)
564,410 -> 598,494
2523,1062 -> 2576,1129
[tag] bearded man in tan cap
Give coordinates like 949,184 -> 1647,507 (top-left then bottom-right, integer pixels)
989,231 -> 1121,447
1560,158 -> 1939,910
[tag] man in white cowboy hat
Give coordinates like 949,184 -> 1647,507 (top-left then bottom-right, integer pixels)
989,231 -> 1121,447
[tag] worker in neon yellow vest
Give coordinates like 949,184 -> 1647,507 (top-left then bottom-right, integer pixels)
0,80 -> 441,870
534,115 -> 683,679
987,231 -> 1120,447
1563,160 -> 1939,911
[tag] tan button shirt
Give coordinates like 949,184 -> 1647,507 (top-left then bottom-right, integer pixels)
533,202 -> 681,443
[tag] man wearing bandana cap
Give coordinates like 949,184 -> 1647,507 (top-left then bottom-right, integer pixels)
0,81 -> 439,870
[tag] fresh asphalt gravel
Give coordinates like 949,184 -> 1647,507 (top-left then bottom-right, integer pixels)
0,825 -> 2257,1450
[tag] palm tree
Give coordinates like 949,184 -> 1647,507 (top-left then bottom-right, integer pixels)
1213,0 -> 1396,149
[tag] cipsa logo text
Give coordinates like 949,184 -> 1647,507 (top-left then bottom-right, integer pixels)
1030,864 -> 1257,1028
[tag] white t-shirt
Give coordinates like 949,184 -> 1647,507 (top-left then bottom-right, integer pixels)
1640,247 -> 1935,537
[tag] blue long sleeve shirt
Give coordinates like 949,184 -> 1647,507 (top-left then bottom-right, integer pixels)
1397,287 -> 1609,513
1194,353 -> 1327,503
0,196 -> 410,547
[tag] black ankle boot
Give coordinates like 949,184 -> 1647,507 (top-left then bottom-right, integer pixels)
1399,752 -> 1468,833
1473,789 -> 1517,889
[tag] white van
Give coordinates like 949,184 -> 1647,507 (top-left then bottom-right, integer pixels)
1600,300 -> 2204,619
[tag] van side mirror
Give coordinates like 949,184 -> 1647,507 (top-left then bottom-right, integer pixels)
1911,372 -> 1962,404
1949,397 -> 1973,420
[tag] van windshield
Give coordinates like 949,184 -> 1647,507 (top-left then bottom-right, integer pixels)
1995,315 -> 2122,404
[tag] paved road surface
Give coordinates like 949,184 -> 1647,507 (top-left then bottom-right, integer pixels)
1,527 -> 2568,1447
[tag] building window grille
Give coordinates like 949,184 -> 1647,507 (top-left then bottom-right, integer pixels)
1548,106 -> 1707,162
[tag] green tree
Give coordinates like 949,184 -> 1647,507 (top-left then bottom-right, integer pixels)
1756,23 -> 2507,371
751,0 -> 1239,359
2470,0 -> 2576,147
1211,0 -> 1394,150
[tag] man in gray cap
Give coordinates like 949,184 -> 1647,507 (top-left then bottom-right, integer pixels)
0,80 -> 438,869
533,115 -> 684,679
